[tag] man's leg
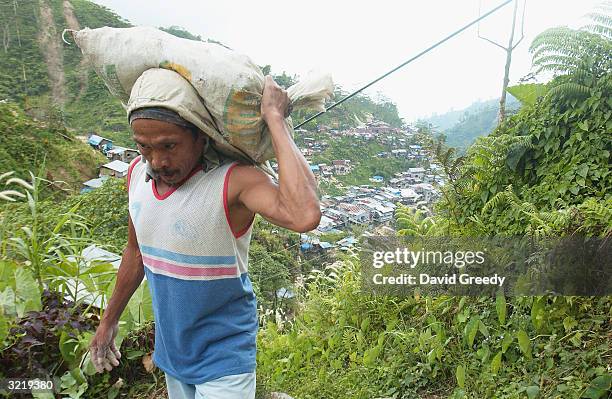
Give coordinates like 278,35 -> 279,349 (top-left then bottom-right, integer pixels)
165,372 -> 196,399
194,372 -> 256,399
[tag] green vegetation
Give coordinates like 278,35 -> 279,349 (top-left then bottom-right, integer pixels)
292,87 -> 404,131
422,96 -> 521,151
0,1 -> 610,398
0,166 -> 303,397
0,102 -> 105,191
256,10 -> 612,399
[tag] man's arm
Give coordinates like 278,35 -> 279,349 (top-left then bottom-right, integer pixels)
100,216 -> 144,325
90,216 -> 144,372
228,76 -> 321,233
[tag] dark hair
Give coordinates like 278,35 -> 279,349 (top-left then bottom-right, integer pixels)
187,126 -> 203,141
129,107 -> 201,141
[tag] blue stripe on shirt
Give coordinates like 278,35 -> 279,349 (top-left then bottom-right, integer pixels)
140,245 -> 236,265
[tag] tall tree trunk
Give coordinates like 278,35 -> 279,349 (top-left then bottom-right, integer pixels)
479,0 -> 525,125
498,0 -> 519,123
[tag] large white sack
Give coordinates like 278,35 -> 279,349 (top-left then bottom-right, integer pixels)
68,26 -> 334,162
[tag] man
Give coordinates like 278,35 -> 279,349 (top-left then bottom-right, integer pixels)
89,75 -> 321,399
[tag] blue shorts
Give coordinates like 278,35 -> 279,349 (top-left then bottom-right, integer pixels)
165,372 -> 256,399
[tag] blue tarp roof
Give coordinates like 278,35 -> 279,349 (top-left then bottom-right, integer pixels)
82,176 -> 109,188
88,135 -> 104,145
338,236 -> 358,246
310,165 -> 320,171
276,287 -> 295,299
319,242 -> 333,249
300,243 -> 312,251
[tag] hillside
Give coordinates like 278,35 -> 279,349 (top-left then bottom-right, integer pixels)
420,95 -> 520,150
0,1 -> 610,398
1,0 -> 404,155
0,101 -> 106,190
0,0 -> 131,139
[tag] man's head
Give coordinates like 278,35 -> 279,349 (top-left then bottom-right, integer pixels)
130,108 -> 207,187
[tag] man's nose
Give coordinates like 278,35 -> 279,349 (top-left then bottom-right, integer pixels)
150,151 -> 170,170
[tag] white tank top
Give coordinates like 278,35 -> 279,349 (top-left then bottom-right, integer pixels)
127,156 -> 258,384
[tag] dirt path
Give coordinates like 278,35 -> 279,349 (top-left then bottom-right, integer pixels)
38,0 -> 66,105
62,0 -> 89,100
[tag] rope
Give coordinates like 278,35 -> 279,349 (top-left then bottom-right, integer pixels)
295,0 -> 514,129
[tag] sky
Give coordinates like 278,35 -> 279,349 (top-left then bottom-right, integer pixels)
91,0 -> 600,123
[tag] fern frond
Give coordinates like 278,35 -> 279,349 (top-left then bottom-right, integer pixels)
547,82 -> 591,99
582,24 -> 612,39
583,12 -> 612,29
398,228 -> 419,237
482,185 -> 519,215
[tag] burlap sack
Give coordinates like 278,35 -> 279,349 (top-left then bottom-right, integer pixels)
68,26 -> 334,163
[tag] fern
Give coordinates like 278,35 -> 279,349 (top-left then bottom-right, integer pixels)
529,5 -> 611,101
547,82 -> 592,100
481,185 -> 519,215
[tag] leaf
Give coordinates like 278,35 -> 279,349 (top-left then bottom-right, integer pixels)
501,334 -> 513,353
14,267 -> 41,317
581,374 -> 612,399
563,316 -> 577,332
577,164 -> 589,178
126,350 -> 145,360
456,365 -> 465,388
491,351 -> 503,375
517,330 -> 531,358
360,317 -> 370,332
0,314 -> 8,344
570,331 -> 584,347
481,191 -> 489,204
496,293 -> 507,325
59,330 -> 79,365
464,316 -> 479,347
526,385 -> 540,399
507,83 -> 548,106
0,287 -> 17,317
31,392 -> 55,399
506,145 -> 528,172
478,320 -> 489,338
60,368 -> 88,398
531,297 -> 545,331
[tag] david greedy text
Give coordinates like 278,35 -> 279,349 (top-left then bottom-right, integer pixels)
371,248 -> 506,287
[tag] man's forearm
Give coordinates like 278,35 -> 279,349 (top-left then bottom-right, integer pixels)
267,116 -> 320,220
100,246 -> 145,327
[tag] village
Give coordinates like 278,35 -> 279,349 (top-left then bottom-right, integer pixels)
277,119 -> 445,256
81,118 -> 445,258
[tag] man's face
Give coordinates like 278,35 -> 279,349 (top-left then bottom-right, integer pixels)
131,119 -> 205,187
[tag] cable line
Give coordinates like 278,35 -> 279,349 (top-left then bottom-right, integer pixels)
295,0 -> 514,129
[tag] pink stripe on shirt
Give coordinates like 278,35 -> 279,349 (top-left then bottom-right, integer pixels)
142,255 -> 237,277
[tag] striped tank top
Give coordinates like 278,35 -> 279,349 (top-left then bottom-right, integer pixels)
127,156 -> 258,384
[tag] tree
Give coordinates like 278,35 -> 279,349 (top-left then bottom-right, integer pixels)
478,0 -> 526,124
529,2 -> 611,100
159,25 -> 202,41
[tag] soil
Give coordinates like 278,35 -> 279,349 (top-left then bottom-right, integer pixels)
62,0 -> 89,100
37,0 -> 66,105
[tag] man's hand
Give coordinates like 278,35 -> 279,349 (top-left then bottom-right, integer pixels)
90,321 -> 121,373
261,75 -> 292,122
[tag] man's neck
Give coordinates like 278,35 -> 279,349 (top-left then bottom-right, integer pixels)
153,161 -> 205,196
155,179 -> 173,196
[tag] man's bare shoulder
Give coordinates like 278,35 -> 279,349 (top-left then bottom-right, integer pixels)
231,163 -> 274,185
226,163 -> 276,203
